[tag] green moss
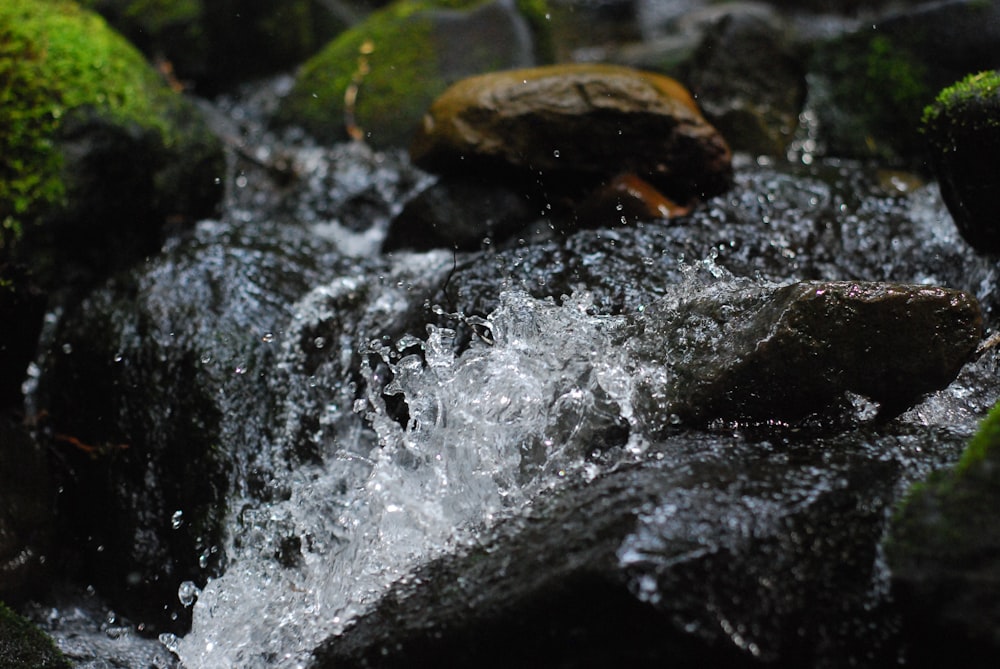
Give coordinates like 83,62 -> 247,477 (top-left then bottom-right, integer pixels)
922,70 -> 1000,132
0,601 -> 69,669
0,0 -> 181,254
956,398 -> 1000,474
277,0 -> 551,147
120,0 -> 201,31
278,1 -> 438,146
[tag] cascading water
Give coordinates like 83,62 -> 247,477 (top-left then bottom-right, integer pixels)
167,285 -> 647,668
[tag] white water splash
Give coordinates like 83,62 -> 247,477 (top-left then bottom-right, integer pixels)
170,289 -> 639,668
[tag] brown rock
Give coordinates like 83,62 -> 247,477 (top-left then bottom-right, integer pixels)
410,63 -> 732,201
575,173 -> 691,228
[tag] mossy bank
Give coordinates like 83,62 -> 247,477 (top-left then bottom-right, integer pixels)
0,602 -> 69,669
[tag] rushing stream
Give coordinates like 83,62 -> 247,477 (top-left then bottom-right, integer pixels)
24,72 -> 1000,668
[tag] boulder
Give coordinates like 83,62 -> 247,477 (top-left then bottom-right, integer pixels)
804,0 -> 1000,164
274,0 -> 552,147
384,175 -> 540,252
627,281 -> 982,428
681,4 -> 806,156
79,0 -> 349,91
30,219 -> 355,632
0,418 -> 54,604
410,63 -> 733,201
886,401 -> 1000,667
921,70 -> 1000,253
313,428 -> 933,668
0,0 -> 225,294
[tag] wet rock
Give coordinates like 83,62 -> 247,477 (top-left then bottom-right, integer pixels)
574,173 -> 691,228
410,63 -> 732,201
628,281 -> 982,428
275,0 -> 551,147
30,219 -> 355,632
384,176 -> 540,252
922,71 -> 1000,253
886,401 -> 1000,668
313,431 -> 937,668
681,4 -> 806,156
0,601 -> 69,669
0,265 -> 45,409
0,417 -> 54,604
79,0 -> 349,91
0,0 -> 225,294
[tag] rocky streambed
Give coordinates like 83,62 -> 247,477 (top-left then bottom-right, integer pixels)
4,1 -> 1000,668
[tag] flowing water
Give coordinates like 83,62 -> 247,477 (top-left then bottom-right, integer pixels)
26,78 -> 1000,668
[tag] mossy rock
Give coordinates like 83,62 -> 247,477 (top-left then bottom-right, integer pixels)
804,0 -> 1000,164
0,0 -> 225,292
79,0 -> 349,91
886,400 -> 1000,667
0,602 -> 69,669
807,32 -> 932,163
921,71 -> 1000,253
274,0 -> 553,148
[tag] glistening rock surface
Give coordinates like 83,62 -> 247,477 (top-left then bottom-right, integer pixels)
628,280 -> 983,428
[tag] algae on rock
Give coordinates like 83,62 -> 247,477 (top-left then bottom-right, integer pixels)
0,0 -> 224,290
275,0 -> 552,148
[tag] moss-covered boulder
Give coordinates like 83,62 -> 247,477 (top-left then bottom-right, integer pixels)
0,0 -> 225,293
79,0 -> 350,91
804,0 -> 1000,164
886,400 -> 1000,667
274,0 -> 552,148
0,602 -> 69,669
922,71 -> 1000,253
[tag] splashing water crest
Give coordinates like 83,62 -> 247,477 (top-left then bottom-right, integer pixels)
170,288 -> 645,668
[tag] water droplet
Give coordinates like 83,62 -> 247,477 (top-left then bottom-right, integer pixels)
171,510 -> 184,530
62,343 -> 73,354
178,581 -> 201,607
314,336 -> 327,349
552,149 -> 560,158
234,365 -> 247,375
201,353 -> 213,364
261,332 -> 275,343
113,352 -> 124,362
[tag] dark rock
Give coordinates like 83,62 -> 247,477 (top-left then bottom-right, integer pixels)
628,281 -> 982,428
0,417 -> 54,604
275,0 -> 551,147
29,219 -> 354,632
410,63 -> 733,201
0,265 -> 45,409
79,0 -> 350,92
681,5 -> 806,156
922,70 -> 1000,253
313,431 -> 934,668
384,176 -> 540,252
886,401 -> 1000,668
0,601 -> 69,669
